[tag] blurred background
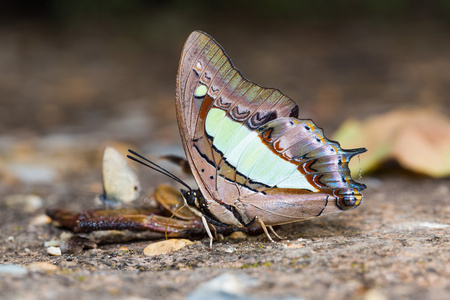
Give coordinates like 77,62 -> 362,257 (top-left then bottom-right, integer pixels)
0,0 -> 449,194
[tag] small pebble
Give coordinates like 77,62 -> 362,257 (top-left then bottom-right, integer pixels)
44,240 -> 60,247
143,239 -> 194,257
229,231 -> 247,240
393,222 -> 450,230
6,236 -> 15,243
187,273 -> 262,300
284,243 -> 305,249
44,232 -> 74,248
418,222 -> 449,229
29,214 -> 52,226
27,262 -> 58,273
187,273 -> 301,299
47,246 -> 62,256
0,264 -> 28,275
364,288 -> 387,300
87,248 -> 103,254
5,194 -> 43,213
6,163 -> 56,184
224,246 -> 234,253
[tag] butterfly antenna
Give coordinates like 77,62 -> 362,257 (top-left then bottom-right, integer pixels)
358,154 -> 363,181
127,149 -> 192,191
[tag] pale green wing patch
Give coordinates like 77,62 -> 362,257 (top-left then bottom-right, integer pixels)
211,112 -> 243,153
205,108 -> 317,191
194,84 -> 208,98
205,107 -> 225,137
235,136 -> 269,177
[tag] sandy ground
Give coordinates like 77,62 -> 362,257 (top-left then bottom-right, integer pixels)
0,15 -> 449,300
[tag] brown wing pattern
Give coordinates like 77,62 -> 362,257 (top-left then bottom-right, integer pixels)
176,31 -> 299,202
176,31 -> 366,226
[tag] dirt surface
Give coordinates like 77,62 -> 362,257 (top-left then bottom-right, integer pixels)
1,8 -> 449,300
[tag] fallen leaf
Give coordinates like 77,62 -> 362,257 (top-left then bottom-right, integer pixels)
143,239 -> 194,256
154,185 -> 196,220
334,108 -> 450,177
392,113 -> 450,177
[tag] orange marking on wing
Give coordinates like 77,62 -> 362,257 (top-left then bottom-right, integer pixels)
194,63 -> 202,73
317,134 -> 326,144
264,187 -> 314,195
263,128 -> 273,142
301,160 -> 316,174
331,145 -> 338,152
273,140 -> 284,152
197,95 -> 215,123
282,152 -> 291,160
354,189 -> 362,203
306,121 -> 315,131
345,176 -> 350,186
312,174 -> 326,188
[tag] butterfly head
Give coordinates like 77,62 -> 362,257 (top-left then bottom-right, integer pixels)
180,188 -> 208,219
180,189 -> 199,207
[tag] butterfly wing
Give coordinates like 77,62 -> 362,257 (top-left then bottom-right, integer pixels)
238,118 -> 366,224
176,31 -> 298,199
176,31 -> 365,226
101,146 -> 141,206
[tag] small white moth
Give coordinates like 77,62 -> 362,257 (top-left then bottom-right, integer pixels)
100,146 -> 141,207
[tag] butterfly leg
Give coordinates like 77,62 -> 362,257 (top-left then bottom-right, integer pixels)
256,217 -> 275,243
268,226 -> 283,240
201,215 -> 214,248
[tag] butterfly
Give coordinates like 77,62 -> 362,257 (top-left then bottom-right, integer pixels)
100,146 -> 141,208
130,31 -> 366,247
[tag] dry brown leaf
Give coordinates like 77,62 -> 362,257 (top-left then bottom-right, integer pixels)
154,185 -> 196,220
333,108 -> 450,177
392,113 -> 450,177
143,239 -> 194,257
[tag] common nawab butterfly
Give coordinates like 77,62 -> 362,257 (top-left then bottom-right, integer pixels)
129,31 -> 366,247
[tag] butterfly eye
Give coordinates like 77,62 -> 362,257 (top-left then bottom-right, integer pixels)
186,194 -> 196,206
134,186 -> 139,191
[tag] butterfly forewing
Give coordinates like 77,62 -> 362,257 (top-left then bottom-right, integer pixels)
176,31 -> 365,226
